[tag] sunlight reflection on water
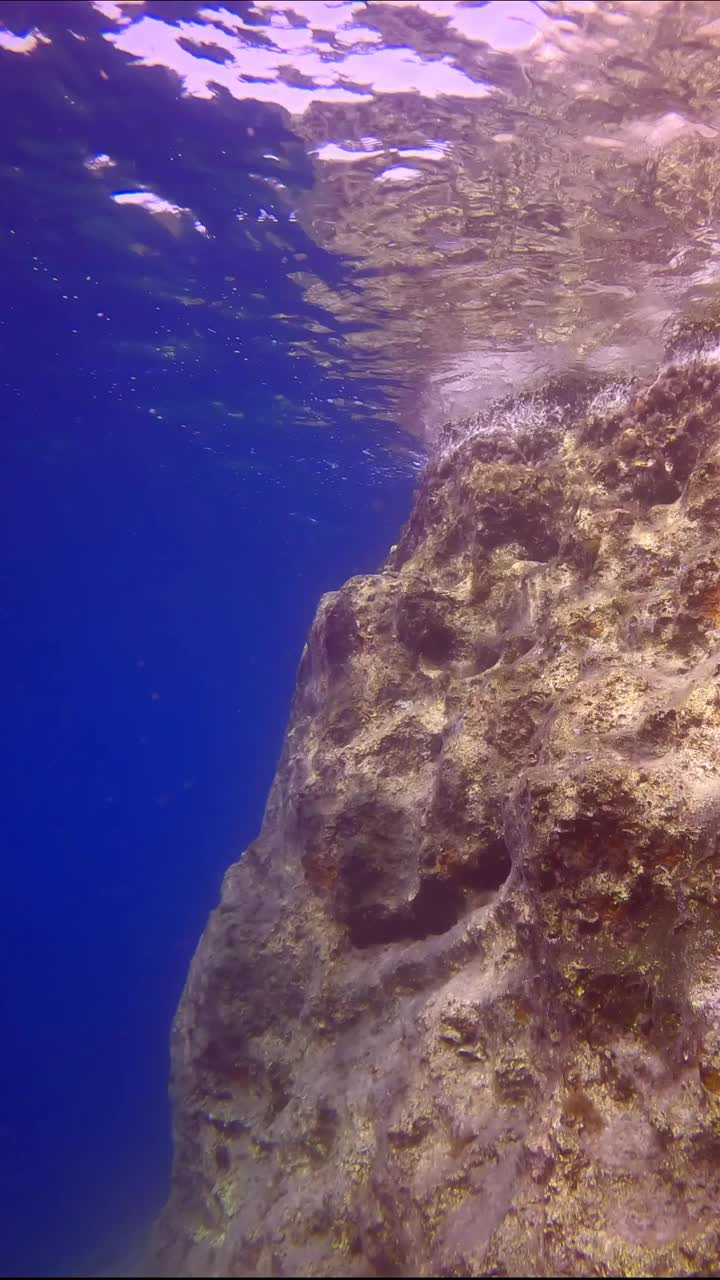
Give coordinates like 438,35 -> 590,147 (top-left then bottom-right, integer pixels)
6,0 -> 720,443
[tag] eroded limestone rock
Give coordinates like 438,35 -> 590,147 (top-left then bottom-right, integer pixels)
151,355 -> 720,1277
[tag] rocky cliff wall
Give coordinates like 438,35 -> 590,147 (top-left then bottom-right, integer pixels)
151,352 -> 720,1277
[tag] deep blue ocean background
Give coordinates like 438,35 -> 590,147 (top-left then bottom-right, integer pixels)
0,3 -> 421,1272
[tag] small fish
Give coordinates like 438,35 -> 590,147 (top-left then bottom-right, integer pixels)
289,511 -> 319,525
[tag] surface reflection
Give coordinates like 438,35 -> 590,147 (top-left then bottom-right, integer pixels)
4,0 -> 720,442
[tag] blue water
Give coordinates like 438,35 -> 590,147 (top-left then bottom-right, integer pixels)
0,5 -> 420,1272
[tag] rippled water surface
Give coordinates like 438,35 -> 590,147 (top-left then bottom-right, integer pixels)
6,0 -> 720,441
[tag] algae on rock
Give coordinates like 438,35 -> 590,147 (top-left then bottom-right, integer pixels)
151,354 -> 720,1278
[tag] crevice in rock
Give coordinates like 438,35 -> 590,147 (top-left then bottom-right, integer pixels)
347,842 -> 512,947
396,594 -> 458,664
458,837 -> 513,892
347,877 -> 465,948
474,638 -> 502,672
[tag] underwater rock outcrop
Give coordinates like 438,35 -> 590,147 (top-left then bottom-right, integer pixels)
151,353 -> 720,1277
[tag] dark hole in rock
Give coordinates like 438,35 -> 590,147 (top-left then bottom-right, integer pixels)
666,434 -> 701,487
503,633 -> 535,663
653,474 -> 682,504
339,845 -> 384,896
397,595 -> 458,665
633,460 -> 681,505
409,877 -> 465,934
199,1034 -> 252,1078
584,973 -> 652,1032
537,863 -> 557,891
474,638 -> 502,672
348,877 -> 465,948
214,1144 -> 231,1172
460,837 -> 512,892
312,1103 -> 339,1153
417,619 -> 457,664
522,530 -> 561,561
625,872 -> 656,921
577,912 -> 602,935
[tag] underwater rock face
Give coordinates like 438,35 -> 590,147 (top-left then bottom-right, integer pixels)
152,356 -> 720,1277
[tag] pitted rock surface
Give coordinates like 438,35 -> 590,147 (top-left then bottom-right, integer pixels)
151,357 -> 720,1278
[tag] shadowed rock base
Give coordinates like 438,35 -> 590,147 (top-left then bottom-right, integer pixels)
150,354 -> 720,1277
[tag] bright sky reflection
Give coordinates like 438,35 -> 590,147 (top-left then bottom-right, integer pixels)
91,1 -> 535,114
4,2 -> 547,114
0,25 -> 47,52
111,189 -> 209,235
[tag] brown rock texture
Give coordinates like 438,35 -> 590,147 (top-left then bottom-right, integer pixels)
151,353 -> 720,1277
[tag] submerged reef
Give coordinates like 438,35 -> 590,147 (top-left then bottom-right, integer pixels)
151,352 -> 720,1277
